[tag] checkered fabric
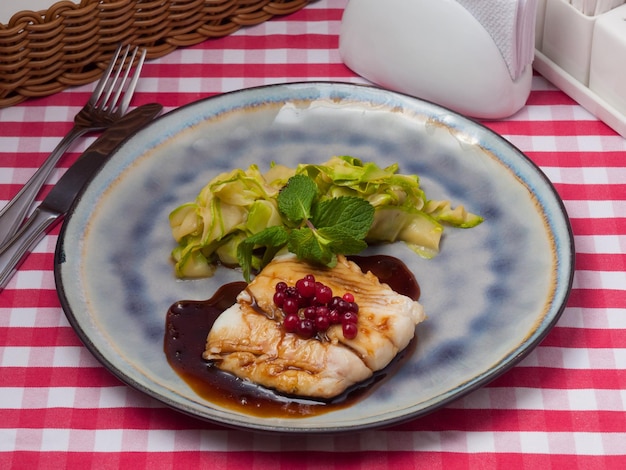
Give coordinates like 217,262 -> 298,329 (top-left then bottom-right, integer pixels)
1,1 -> 625,468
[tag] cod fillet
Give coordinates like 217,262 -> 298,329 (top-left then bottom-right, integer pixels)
203,255 -> 425,399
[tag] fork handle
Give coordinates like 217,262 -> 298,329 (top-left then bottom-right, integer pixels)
0,125 -> 92,246
0,207 -> 59,290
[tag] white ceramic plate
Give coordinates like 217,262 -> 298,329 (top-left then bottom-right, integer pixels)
55,82 -> 574,433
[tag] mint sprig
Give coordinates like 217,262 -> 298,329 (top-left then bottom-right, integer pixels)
277,173 -> 317,223
237,174 -> 374,281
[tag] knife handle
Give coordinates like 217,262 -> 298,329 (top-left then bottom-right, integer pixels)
0,208 -> 58,290
0,126 -> 90,248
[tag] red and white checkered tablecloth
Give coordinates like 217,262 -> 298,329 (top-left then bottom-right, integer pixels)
1,0 -> 626,468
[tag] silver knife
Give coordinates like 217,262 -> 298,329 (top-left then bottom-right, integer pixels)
0,102 -> 163,289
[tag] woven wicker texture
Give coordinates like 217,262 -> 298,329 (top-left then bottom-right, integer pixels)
0,0 -> 310,107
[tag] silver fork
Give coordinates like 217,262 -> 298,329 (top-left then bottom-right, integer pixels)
0,44 -> 147,246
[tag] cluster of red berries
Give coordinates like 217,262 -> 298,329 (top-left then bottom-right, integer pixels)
273,274 -> 360,340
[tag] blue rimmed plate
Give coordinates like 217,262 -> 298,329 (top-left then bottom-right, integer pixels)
55,82 -> 574,433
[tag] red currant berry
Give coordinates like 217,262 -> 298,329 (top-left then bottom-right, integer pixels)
284,314 -> 299,333
275,281 -> 288,293
314,283 -> 333,304
273,291 -> 285,308
337,299 -> 351,313
304,274 -> 315,283
303,306 -> 317,320
296,277 -> 316,298
315,315 -> 330,331
315,305 -> 330,318
329,296 -> 342,310
341,311 -> 358,324
349,302 -> 359,314
342,322 -> 358,339
297,319 -> 316,339
283,297 -> 299,315
328,309 -> 340,324
342,292 -> 355,303
296,294 -> 309,308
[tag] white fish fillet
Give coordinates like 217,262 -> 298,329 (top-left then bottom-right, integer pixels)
204,255 -> 425,399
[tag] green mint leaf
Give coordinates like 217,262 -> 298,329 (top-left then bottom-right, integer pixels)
317,226 -> 369,254
240,181 -> 376,278
237,226 -> 289,282
312,196 -> 374,238
277,174 -> 318,223
287,227 -> 336,267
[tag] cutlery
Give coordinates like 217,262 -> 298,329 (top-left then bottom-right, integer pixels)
0,102 -> 163,290
0,44 -> 147,246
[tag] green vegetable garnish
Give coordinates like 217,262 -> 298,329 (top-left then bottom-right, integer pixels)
169,156 -> 483,281
237,175 -> 375,281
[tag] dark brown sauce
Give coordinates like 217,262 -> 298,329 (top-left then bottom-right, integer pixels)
348,254 -> 420,300
163,255 -> 420,418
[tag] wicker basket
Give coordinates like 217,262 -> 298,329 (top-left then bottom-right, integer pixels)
0,0 -> 311,108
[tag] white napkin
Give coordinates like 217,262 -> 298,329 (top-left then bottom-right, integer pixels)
456,0 -> 537,80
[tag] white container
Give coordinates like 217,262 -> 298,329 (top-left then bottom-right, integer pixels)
339,0 -> 533,119
534,0 -> 626,137
589,4 -> 626,116
535,0 -> 547,49
541,0 -> 596,85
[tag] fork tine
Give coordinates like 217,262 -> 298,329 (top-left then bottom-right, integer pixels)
98,45 -> 132,111
108,46 -> 144,116
88,44 -> 125,107
106,47 -> 135,110
94,45 -> 145,116
117,48 -> 147,115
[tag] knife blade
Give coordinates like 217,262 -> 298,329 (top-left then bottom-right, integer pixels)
0,102 -> 163,289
